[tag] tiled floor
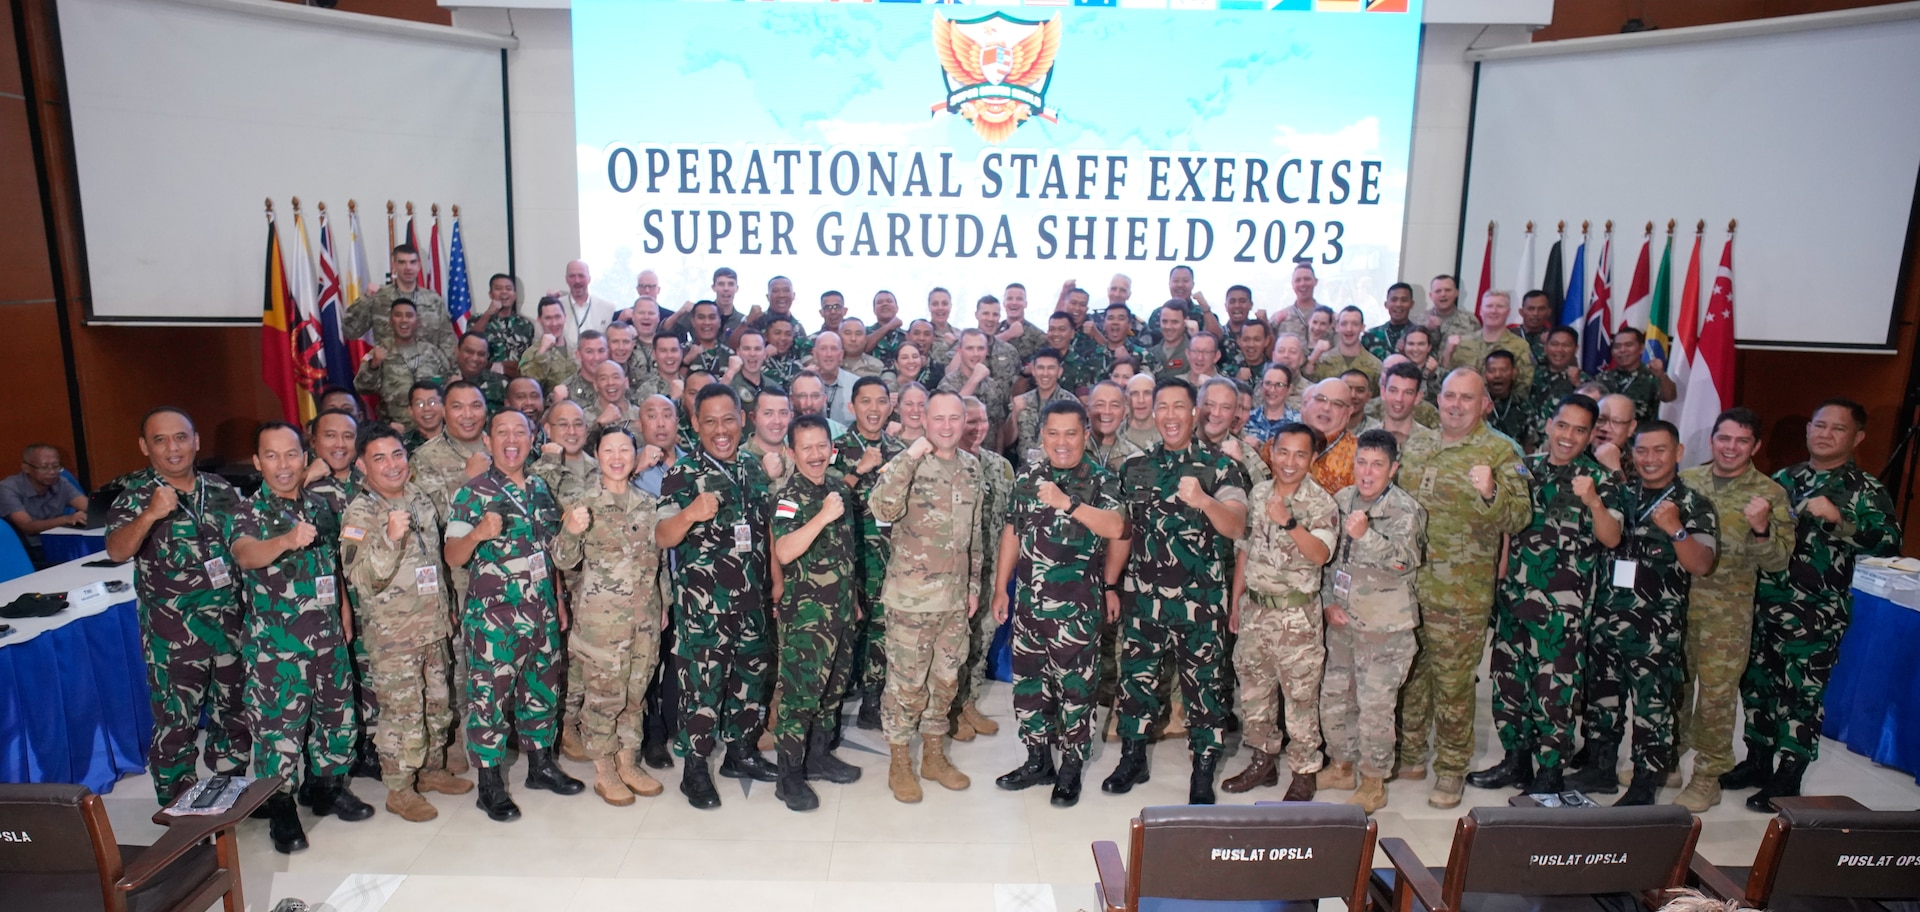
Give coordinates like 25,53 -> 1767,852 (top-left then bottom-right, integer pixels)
95,683 -> 1920,912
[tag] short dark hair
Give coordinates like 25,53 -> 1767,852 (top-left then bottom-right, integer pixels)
1402,326 -> 1437,347
1271,420 -> 1322,453
1226,284 -> 1252,300
695,382 -> 741,414
789,413 -> 832,446
489,272 -> 515,288
1556,393 -> 1600,426
139,406 -> 193,437
408,380 -> 444,401
1030,346 -> 1063,365
1430,273 -> 1457,287
489,409 -> 534,435
1713,406 -> 1761,438
1816,397 -> 1869,429
391,243 -> 418,258
1484,349 -> 1518,368
254,420 -> 305,453
1635,419 -> 1681,447
578,329 -> 606,345
1521,289 -> 1550,305
1006,281 -> 1027,293
1170,265 -> 1194,278
537,295 -> 564,316
1387,282 -> 1413,299
390,297 -> 416,313
1105,303 -> 1134,318
1040,397 -> 1089,428
1048,311 -> 1073,326
1263,363 -> 1296,387
313,407 -> 358,431
355,423 -> 405,459
1338,305 -> 1364,318
1613,326 -> 1646,345
1339,369 -> 1372,384
712,267 -> 737,283
444,379 -> 484,401
851,375 -> 888,400
820,290 -> 844,304
926,389 -> 964,411
692,300 -> 720,317
586,425 -> 638,458
653,334 -> 683,351
1383,362 -> 1424,387
1548,324 -> 1580,344
1153,376 -> 1196,407
754,384 -> 789,405
1356,428 -> 1399,462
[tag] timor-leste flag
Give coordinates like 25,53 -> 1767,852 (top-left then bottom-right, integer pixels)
262,210 -> 301,423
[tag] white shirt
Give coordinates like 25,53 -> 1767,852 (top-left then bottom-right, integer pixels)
562,292 -> 621,340
819,369 -> 855,426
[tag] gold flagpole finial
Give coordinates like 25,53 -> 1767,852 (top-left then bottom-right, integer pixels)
1581,220 -> 1590,234
431,203 -> 440,218
1666,219 -> 1675,234
1525,220 -> 1534,233
406,201 -> 415,217
1727,219 -> 1737,234
452,204 -> 461,218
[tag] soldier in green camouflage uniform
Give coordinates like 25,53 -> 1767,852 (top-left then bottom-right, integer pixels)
1672,407 -> 1791,811
450,334 -> 513,415
867,291 -> 906,369
1474,395 -> 1622,794
1057,315 -> 1112,395
341,426 -> 469,823
1223,423 -> 1336,801
353,299 -> 454,428
1570,420 -> 1717,805
989,399 -> 1127,806
444,409 -> 583,821
1102,378 -> 1252,805
228,422 -> 371,850
1360,283 -> 1418,360
1482,350 -> 1532,447
303,411 -> 382,781
550,426 -> 667,806
104,408 -> 251,807
767,414 -> 866,810
655,384 -> 778,808
1595,328 -> 1672,423
1524,328 -> 1587,451
1730,399 -> 1901,809
954,396 -> 1016,741
1395,369 -> 1532,808
832,378 -> 905,730
472,274 -> 535,371
1008,348 -> 1080,467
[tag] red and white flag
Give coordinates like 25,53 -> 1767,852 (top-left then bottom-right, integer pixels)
1677,231 -> 1735,465
1660,227 -> 1703,424
1618,228 -> 1652,332
425,212 -> 444,295
1473,223 -> 1494,324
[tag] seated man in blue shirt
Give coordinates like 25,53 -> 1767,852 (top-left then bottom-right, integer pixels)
1,444 -> 89,566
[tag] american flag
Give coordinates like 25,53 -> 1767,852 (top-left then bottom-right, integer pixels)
446,215 -> 472,336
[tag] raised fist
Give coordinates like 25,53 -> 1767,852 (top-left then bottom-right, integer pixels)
821,492 -> 846,522
1345,510 -> 1369,539
1265,491 -> 1293,526
1571,474 -> 1596,503
554,385 -> 571,403
146,484 -> 179,519
538,333 -> 558,354
1037,481 -> 1071,512
1468,465 -> 1495,499
565,505 -> 591,535
463,451 -> 492,479
474,511 -> 504,541
385,509 -> 411,541
304,459 -> 331,484
970,361 -> 991,383
685,491 -> 721,523
287,521 -> 318,549
368,345 -> 388,368
761,449 -> 784,480
1176,475 -> 1207,508
542,441 -> 563,457
1803,495 -> 1842,524
597,404 -> 621,426
1743,495 -> 1772,533
1592,441 -> 1622,473
639,444 -> 665,472
907,436 -> 934,459
1220,436 -> 1243,460
857,445 -> 883,475
1651,500 -> 1682,535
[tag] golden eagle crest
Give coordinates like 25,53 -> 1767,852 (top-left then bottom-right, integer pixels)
931,12 -> 1062,144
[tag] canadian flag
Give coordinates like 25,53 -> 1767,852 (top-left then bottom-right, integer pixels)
1677,231 -> 1735,465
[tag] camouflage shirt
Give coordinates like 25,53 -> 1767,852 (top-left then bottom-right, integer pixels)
339,484 -> 450,653
482,312 -> 537,367
936,361 -> 1011,427
868,324 -> 906,370
772,469 -> 859,607
1118,442 -> 1252,616
686,342 -> 736,378
1008,456 -> 1125,613
445,468 -> 562,618
551,480 -> 662,626
1089,433 -> 1144,474
656,449 -> 773,651
1448,330 -> 1536,391
107,469 -> 244,611
1000,319 -> 1047,366
870,448 -> 985,611
975,447 -> 1017,600
1061,331 -> 1111,393
1398,422 -> 1534,612
831,427 -> 906,584
342,284 -> 455,361
354,341 -> 454,428
1361,321 -> 1416,361
531,452 -> 599,506
1601,478 -> 1717,616
226,486 -> 345,649
1011,386 -> 1081,466
1505,452 -> 1624,592
1756,460 -> 1902,611
1238,477 -> 1337,606
1525,365 -> 1589,452
1597,365 -> 1662,423
1327,484 -> 1427,632
1678,464 -> 1793,613
410,433 -> 490,522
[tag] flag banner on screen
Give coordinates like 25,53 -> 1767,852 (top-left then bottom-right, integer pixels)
1581,233 -> 1610,375
1677,230 -> 1734,465
262,210 -> 300,423
447,215 -> 472,336
315,209 -> 355,391
572,0 -> 1423,329
1619,227 -> 1651,333
1508,224 -> 1533,328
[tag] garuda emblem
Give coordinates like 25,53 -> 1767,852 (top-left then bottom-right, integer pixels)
931,12 -> 1062,144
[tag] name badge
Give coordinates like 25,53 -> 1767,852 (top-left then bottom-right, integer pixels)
205,557 -> 231,588
528,552 -> 548,582
1612,559 -> 1637,589
733,522 -> 753,554
1332,570 -> 1352,599
316,575 -> 337,605
415,565 -> 440,595
73,581 -> 110,608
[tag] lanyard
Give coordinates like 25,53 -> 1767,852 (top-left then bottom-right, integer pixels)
703,451 -> 743,496
1632,484 -> 1674,528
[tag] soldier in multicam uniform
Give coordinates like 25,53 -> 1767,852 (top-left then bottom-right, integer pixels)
1671,407 -> 1791,812
105,407 -> 251,807
831,377 -> 905,731
767,414 -> 866,811
1007,347 -> 1080,467
409,381 -> 493,775
1102,377 -> 1252,806
550,426 -> 668,807
300,409 -> 382,780
938,328 -> 1010,435
655,384 -> 779,808
1445,292 -> 1536,391
1222,422 -> 1336,801
401,381 -> 444,452
1568,420 -> 1717,806
1469,394 -> 1622,796
228,422 -> 373,853
444,410 -> 586,822
1595,328 -> 1674,423
533,400 -> 598,508
1395,369 -> 1532,809
340,426 -> 471,826
953,396 -> 1014,742
1726,398 -> 1901,810
353,299 -> 453,429
1317,429 -> 1426,813
869,391 -> 985,804
1086,380 -> 1144,473
341,244 -> 454,360
549,331 -> 612,417
989,399 -> 1128,808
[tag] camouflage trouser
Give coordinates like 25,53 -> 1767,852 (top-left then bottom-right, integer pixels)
573,608 -> 660,760
350,634 -> 378,743
245,640 -> 358,795
954,579 -> 1004,712
1321,623 -> 1417,778
462,609 -> 563,768
1397,598 -> 1492,775
882,607 -> 971,745
1011,601 -> 1099,761
855,574 -> 888,693
1677,595 -> 1752,777
1490,581 -> 1589,770
1117,590 -> 1230,756
564,627 -> 585,734
140,601 -> 250,806
776,598 -> 857,756
675,642 -> 770,760
1095,611 -> 1121,707
1739,597 -> 1843,762
1231,593 -> 1326,773
1581,604 -> 1684,774
365,638 -> 452,790
448,570 -> 471,763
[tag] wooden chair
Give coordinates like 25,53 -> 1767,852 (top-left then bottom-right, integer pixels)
1092,803 -> 1378,912
1689,796 -> 1920,912
0,779 -> 277,912
1371,804 -> 1701,912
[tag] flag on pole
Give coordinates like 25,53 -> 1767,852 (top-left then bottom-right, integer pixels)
1542,229 -> 1564,318
1510,223 -> 1535,328
1582,231 -> 1613,375
447,213 -> 472,336
262,207 -> 301,423
404,215 -> 419,269
1677,228 -> 1735,465
1559,231 -> 1586,329
1473,222 -> 1494,324
1662,227 -> 1704,424
1619,227 -> 1653,332
315,208 -> 355,390
1645,228 -> 1675,366
425,210 -> 444,295
344,202 -> 371,307
289,210 -> 329,417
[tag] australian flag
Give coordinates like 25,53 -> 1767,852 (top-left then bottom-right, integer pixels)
446,217 -> 471,336
1581,237 -> 1613,375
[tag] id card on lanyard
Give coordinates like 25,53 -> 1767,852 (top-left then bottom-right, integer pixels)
176,480 -> 231,588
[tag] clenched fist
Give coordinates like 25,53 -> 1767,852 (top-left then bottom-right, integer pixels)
820,492 -> 846,522
1345,510 -> 1369,539
304,460 -> 331,484
286,521 -> 318,549
856,445 -> 883,475
685,491 -> 721,523
1743,496 -> 1772,533
1571,474 -> 1597,504
565,505 -> 591,535
639,444 -> 665,472
761,449 -> 784,480
1037,481 -> 1071,512
1592,441 -> 1623,473
1803,495 -> 1842,524
385,510 -> 411,541
473,511 -> 504,541
146,484 -> 179,519
970,361 -> 991,384
1651,500 -> 1682,535
1468,465 -> 1495,499
906,436 -> 934,459
542,441 -> 563,457
367,345 -> 388,368
1265,492 -> 1294,526
1176,475 -> 1208,508
463,451 -> 492,479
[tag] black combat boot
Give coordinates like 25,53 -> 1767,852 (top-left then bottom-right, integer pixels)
719,741 -> 779,782
1189,751 -> 1220,805
680,753 -> 721,809
524,747 -> 585,795
1748,754 -> 1806,812
775,743 -> 819,812
1565,740 -> 1620,794
1719,741 -> 1773,790
1051,756 -> 1084,808
805,725 -> 862,784
1522,764 -> 1565,795
1101,739 -> 1150,794
1614,769 -> 1662,806
1467,751 -> 1534,790
996,744 -> 1057,791
856,683 -> 884,731
475,766 -> 521,822
309,775 -> 375,821
266,793 -> 308,854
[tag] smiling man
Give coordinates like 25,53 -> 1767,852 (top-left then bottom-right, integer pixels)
833,376 -> 907,731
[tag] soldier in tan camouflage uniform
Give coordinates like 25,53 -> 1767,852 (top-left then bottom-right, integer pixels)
341,426 -> 471,823
353,299 -> 454,429
409,381 -> 495,776
953,396 -> 1014,742
870,390 -> 985,803
551,426 -> 667,806
342,244 -> 454,360
1223,422 -> 1336,800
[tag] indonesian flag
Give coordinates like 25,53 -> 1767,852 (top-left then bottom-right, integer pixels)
1473,223 -> 1494,324
1618,229 -> 1652,332
775,499 -> 799,521
1677,233 -> 1735,466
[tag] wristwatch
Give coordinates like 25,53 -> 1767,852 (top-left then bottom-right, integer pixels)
1670,528 -> 1689,542
1065,496 -> 1081,514
1281,517 -> 1299,531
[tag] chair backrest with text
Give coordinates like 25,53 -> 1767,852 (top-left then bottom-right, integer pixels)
1747,807 -> 1920,905
1129,803 -> 1377,912
1444,805 -> 1699,911
0,783 -> 120,910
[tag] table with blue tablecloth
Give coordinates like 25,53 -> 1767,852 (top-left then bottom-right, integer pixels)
39,525 -> 107,564
1823,564 -> 1920,782
0,554 -> 150,793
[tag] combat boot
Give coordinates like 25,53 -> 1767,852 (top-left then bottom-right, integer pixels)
1318,761 -> 1356,790
776,744 -> 819,812
1720,741 -> 1773,790
524,747 -> 585,795
1102,739 -> 1150,793
1676,774 -> 1722,812
1051,756 -> 1083,808
1189,751 -> 1219,805
951,709 -> 977,742
1615,769 -> 1662,806
1427,773 -> 1465,809
1566,740 -> 1621,794
1522,765 -> 1565,795
920,738 -> 971,790
593,756 -> 635,806
444,745 -> 470,776
961,702 -> 999,736
265,793 -> 308,854
719,741 -> 779,782
560,725 -> 588,762
475,766 -> 521,822
856,684 -> 883,731
383,778 -> 437,823
417,768 -> 473,795
680,754 -> 721,809
888,743 -> 922,803
1349,775 -> 1388,814
1748,754 -> 1805,812
1282,768 -> 1317,802
805,725 -> 862,784
616,750 -> 665,797
996,744 -> 1057,791
1467,752 -> 1533,790
310,776 -> 375,821
1221,749 -> 1278,793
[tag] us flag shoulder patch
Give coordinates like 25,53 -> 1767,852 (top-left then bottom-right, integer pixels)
342,526 -> 367,541
775,500 -> 799,520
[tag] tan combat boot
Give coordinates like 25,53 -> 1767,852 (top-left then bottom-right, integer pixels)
1675,774 -> 1722,812
1428,772 -> 1464,809
444,746 -> 469,776
951,711 -> 977,742
416,769 -> 473,795
962,703 -> 999,736
385,784 -> 438,822
1349,775 -> 1388,814
889,744 -> 923,803
1397,762 -> 1427,781
616,751 -> 665,797
594,757 -> 635,806
1318,761 -> 1356,790
560,725 -> 588,762
920,738 -> 971,791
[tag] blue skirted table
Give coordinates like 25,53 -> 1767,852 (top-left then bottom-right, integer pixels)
39,526 -> 108,564
0,555 -> 150,793
1823,565 -> 1920,782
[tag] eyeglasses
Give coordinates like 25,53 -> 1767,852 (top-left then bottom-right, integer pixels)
1309,395 -> 1353,410
25,462 -> 62,472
